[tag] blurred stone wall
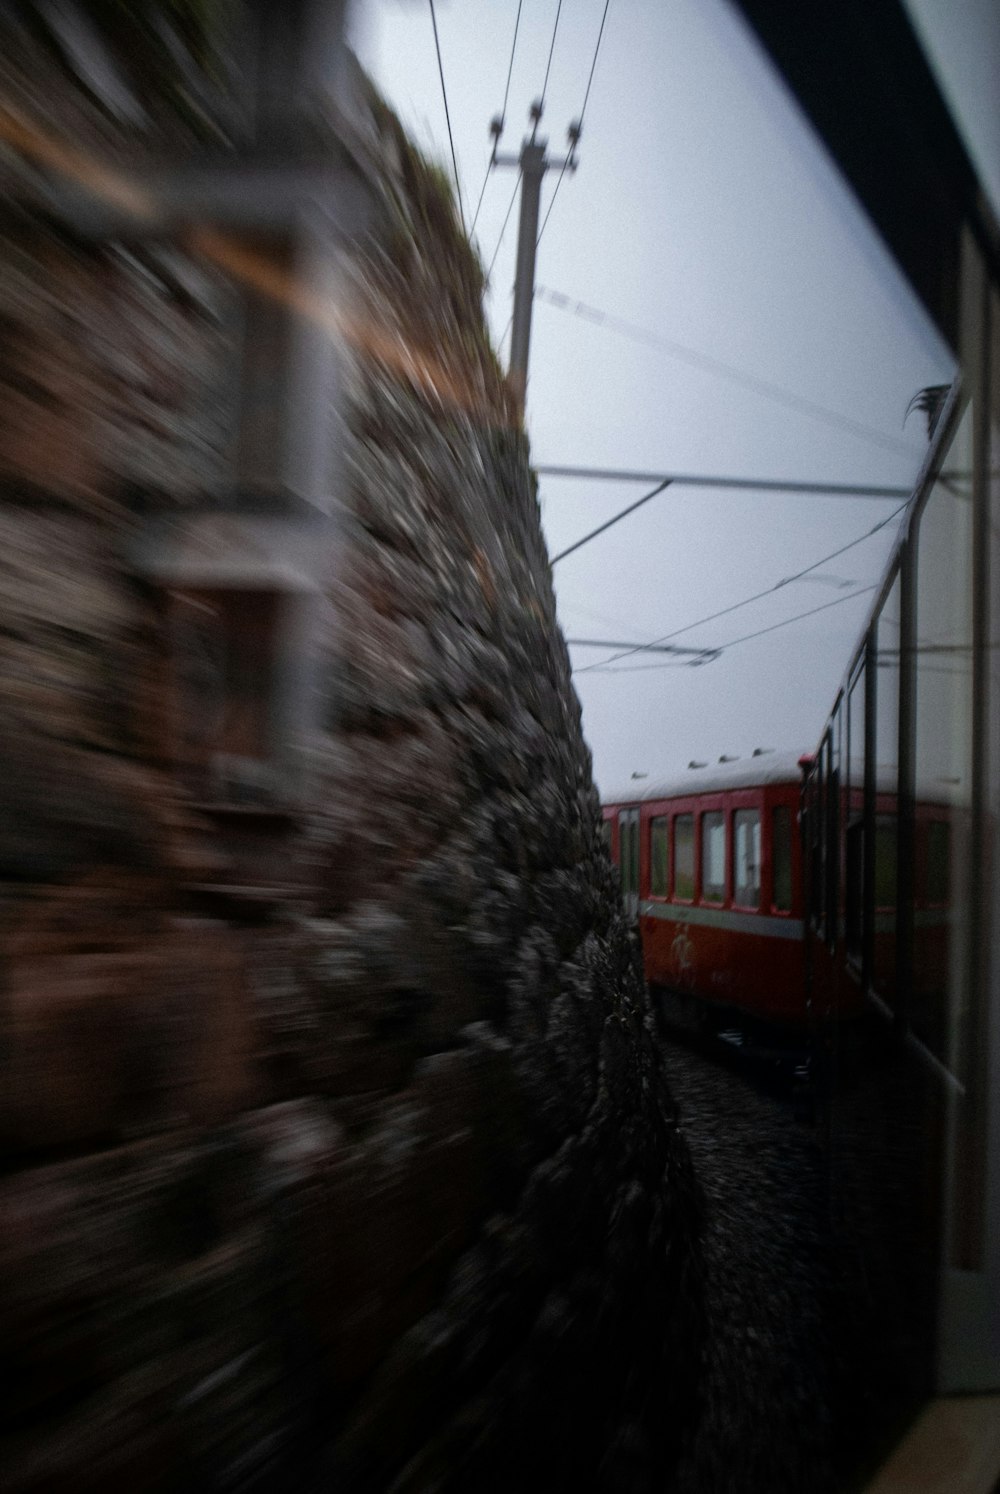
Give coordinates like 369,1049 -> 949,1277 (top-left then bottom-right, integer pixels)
0,17 -> 702,1491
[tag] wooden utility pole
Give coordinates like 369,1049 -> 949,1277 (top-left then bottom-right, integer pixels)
491,101 -> 579,418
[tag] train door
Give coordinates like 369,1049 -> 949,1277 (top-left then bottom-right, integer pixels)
619,807 -> 640,923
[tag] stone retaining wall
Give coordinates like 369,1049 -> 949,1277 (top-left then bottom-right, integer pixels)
0,17 -> 703,1489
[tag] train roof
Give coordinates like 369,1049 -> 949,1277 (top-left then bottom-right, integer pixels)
601,748 -> 810,807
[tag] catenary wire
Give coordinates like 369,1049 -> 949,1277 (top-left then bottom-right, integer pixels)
535,464 -> 908,498
429,0 -> 466,234
572,501 -> 907,671
580,587 -> 879,672
536,286 -> 917,459
545,472 -> 910,557
555,475 -> 905,578
470,0 -> 524,237
537,0 -> 611,245
550,479 -> 670,563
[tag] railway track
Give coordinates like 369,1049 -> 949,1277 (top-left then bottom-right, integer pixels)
650,982 -> 815,1116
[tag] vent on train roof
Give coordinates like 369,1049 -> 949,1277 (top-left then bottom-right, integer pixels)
688,760 -> 707,769
752,747 -> 775,756
718,754 -> 739,763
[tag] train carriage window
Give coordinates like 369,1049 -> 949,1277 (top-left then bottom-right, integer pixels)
874,815 -> 898,910
912,401 -> 973,1067
772,805 -> 793,912
873,573 -> 901,1001
734,809 -> 761,909
621,815 -> 634,895
845,821 -> 865,961
674,814 -> 694,901
807,744 -> 827,932
650,816 -> 668,896
826,721 -> 841,943
926,820 -> 951,906
845,663 -> 867,968
701,811 -> 725,903
601,819 -> 613,854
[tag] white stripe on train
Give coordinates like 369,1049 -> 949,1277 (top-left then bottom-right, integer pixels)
639,900 -> 804,941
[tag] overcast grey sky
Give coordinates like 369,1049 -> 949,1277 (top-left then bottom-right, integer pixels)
354,0 -> 956,793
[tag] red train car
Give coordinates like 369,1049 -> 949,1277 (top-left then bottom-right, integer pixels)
602,749 -> 810,1025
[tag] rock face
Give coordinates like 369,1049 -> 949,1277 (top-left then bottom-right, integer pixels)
0,15 -> 702,1490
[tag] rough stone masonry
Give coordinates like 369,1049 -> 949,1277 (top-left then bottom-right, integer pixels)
0,9 -> 703,1490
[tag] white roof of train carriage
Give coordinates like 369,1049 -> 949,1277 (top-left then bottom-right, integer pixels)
602,748 -> 812,808
604,749 -> 968,810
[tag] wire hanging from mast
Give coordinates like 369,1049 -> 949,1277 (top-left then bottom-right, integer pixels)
484,0 -> 566,275
537,0 -> 611,246
470,0 -> 524,236
428,0 -> 466,234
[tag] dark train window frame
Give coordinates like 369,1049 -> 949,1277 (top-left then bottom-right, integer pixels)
844,658 -> 867,973
771,803 -> 794,914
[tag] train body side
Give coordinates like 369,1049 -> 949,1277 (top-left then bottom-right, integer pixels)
603,753 -> 808,1025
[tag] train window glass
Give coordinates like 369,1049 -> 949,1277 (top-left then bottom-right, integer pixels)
826,714 -> 841,941
874,816 -> 898,909
734,809 -> 761,909
912,400 -> 974,1062
908,400 -> 968,1063
674,814 -> 694,901
701,811 -> 725,903
803,775 -> 817,924
926,820 -> 950,906
601,819 -> 613,854
845,665 -> 866,969
845,821 -> 864,961
848,665 -> 866,810
873,575 -> 901,1000
621,815 -> 634,895
650,816 -> 668,896
808,740 -> 827,932
772,805 -> 793,912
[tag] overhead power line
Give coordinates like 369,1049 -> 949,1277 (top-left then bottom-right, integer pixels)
579,0 -> 612,120
537,0 -> 612,246
574,503 -> 906,672
536,154 -> 571,250
429,0 -> 466,235
487,173 -> 521,282
539,0 -> 564,110
535,287 -> 918,459
500,0 -> 524,125
470,0 -> 523,237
